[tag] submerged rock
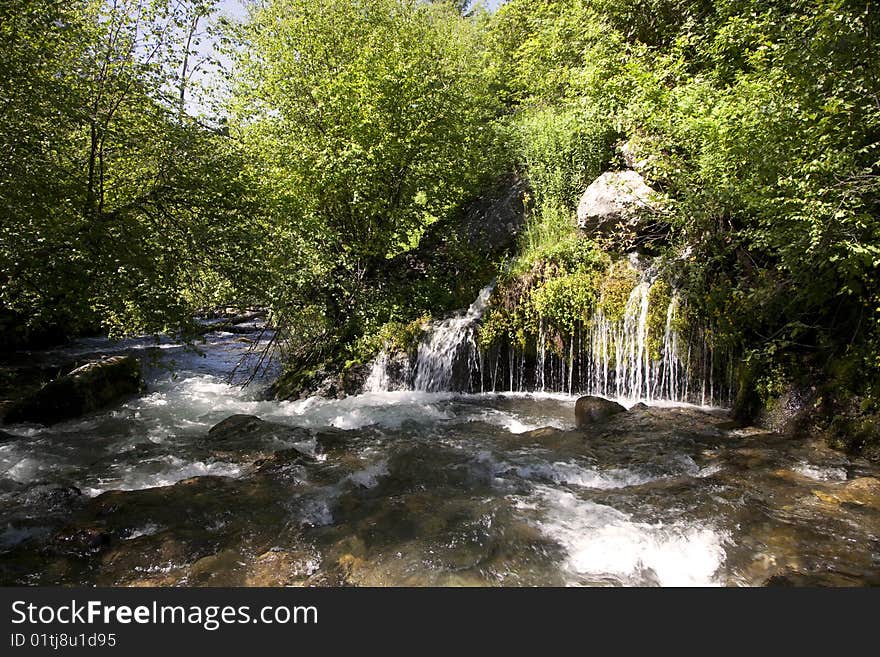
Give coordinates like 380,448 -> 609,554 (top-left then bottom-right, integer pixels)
208,414 -> 268,438
575,395 -> 627,427
576,170 -> 662,235
206,414 -> 315,456
812,477 -> 880,509
245,549 -> 319,587
4,356 -> 143,425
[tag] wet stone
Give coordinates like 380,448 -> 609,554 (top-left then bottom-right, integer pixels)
245,549 -> 319,587
575,396 -> 627,427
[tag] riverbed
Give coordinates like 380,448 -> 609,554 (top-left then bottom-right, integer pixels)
1,328 -> 878,586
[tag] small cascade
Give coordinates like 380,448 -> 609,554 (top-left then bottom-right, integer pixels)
363,350 -> 391,392
412,283 -> 494,391
365,283 -> 494,393
478,269 -> 729,404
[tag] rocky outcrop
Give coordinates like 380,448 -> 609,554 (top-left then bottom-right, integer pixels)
268,363 -> 370,401
575,395 -> 627,427
756,384 -> 817,435
576,170 -> 662,236
4,356 -> 143,425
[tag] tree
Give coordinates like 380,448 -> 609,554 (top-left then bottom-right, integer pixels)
229,0 -> 503,342
0,0 -> 263,345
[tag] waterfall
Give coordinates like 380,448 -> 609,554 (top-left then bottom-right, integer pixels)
363,276 -> 727,405
363,350 -> 392,392
365,283 -> 494,393
412,283 -> 494,391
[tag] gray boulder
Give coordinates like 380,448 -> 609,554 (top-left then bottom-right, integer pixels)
576,170 -> 662,235
575,395 -> 627,427
4,356 -> 143,425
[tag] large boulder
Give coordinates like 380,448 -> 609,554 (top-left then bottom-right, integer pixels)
575,395 -> 627,427
576,170 -> 662,235
3,356 -> 143,425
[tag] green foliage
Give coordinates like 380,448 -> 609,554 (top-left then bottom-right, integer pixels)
4,0 -> 880,420
480,235 -> 606,349
508,104 -> 614,212
350,316 -> 428,366
490,0 -> 880,404
231,0 -> 502,262
532,273 -> 599,335
227,0 -> 506,362
0,0 -> 263,345
645,279 -> 673,360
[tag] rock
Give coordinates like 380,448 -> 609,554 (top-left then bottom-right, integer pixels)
206,414 -> 314,460
245,549 -> 318,586
269,364 -> 368,401
576,170 -> 662,235
812,477 -> 880,509
629,402 -> 651,412
53,525 -> 112,555
618,140 -> 651,173
517,427 -> 568,441
208,414 -> 267,437
188,549 -> 247,586
575,395 -> 627,427
757,384 -> 817,435
4,356 -> 143,425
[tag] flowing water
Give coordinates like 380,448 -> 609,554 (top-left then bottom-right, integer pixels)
1,323 -> 879,586
367,276 -> 731,405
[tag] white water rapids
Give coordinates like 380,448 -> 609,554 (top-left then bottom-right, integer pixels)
0,325 -> 738,586
3,312 -> 873,587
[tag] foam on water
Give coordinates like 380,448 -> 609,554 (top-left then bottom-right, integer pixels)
511,462 -> 654,489
529,486 -> 726,586
793,461 -> 848,482
82,457 -> 243,497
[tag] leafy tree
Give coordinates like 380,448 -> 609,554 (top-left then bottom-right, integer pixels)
229,0 -> 504,343
0,0 -> 263,344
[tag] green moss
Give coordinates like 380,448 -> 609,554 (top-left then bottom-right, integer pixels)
532,272 -> 600,336
269,366 -> 320,401
479,233 -> 608,352
350,316 -> 428,365
828,412 -> 880,460
597,260 -> 639,322
645,279 -> 673,361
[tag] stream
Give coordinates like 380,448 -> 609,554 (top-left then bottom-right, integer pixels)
1,325 -> 879,586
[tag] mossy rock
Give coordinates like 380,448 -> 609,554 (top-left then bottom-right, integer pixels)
4,356 -> 143,425
597,260 -> 640,322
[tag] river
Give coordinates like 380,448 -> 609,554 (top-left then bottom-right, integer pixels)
1,325 -> 879,586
